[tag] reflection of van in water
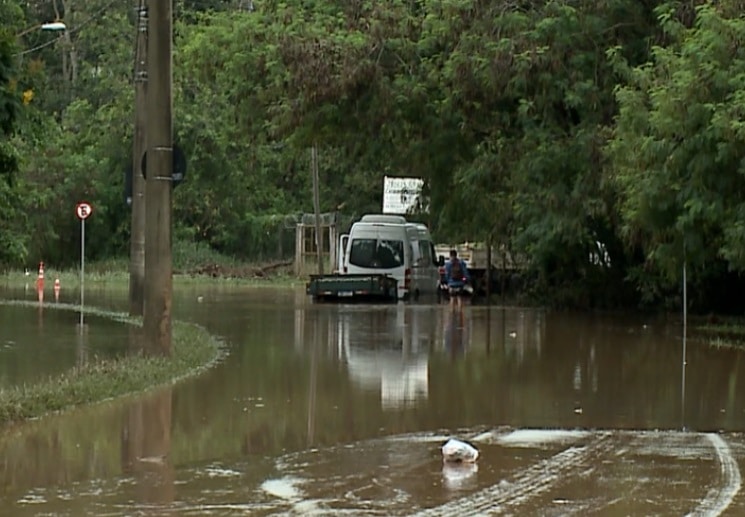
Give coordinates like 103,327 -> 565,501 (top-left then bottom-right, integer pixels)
340,215 -> 440,300
334,305 -> 435,409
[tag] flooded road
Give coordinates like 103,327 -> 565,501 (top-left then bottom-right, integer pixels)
1,284 -> 745,514
0,303 -> 131,387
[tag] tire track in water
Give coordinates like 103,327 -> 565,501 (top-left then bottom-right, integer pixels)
410,432 -> 611,517
687,433 -> 741,517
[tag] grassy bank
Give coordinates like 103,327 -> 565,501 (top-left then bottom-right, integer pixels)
692,317 -> 745,349
3,240 -> 305,287
0,265 -> 304,288
0,301 -> 224,425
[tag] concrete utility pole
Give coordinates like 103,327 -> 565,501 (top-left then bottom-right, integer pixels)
144,0 -> 173,356
129,0 -> 148,317
311,144 -> 324,275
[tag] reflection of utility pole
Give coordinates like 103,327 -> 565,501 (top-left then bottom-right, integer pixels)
485,234 -> 492,301
122,389 -> 175,503
485,305 -> 492,355
307,316 -> 319,446
129,0 -> 148,317
681,256 -> 687,430
144,0 -> 173,355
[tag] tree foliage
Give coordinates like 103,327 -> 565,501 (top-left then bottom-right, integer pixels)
0,29 -> 20,180
609,3 -> 745,308
5,0 -> 745,311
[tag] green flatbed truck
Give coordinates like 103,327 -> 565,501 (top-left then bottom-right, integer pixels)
306,274 -> 398,302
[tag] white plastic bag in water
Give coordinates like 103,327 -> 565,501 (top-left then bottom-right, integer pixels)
441,438 -> 479,463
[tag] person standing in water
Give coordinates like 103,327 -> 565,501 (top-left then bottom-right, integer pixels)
445,249 -> 470,310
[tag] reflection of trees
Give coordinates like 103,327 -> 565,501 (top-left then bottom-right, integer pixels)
0,407 -> 125,498
0,385 -> 174,507
440,307 -> 546,366
686,345 -> 745,430
0,306 -> 126,387
425,309 -> 745,431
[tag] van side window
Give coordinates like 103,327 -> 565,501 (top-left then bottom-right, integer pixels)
349,239 -> 404,269
418,241 -> 433,266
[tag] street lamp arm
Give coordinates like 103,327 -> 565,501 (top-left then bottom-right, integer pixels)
13,20 -> 67,57
13,0 -> 118,56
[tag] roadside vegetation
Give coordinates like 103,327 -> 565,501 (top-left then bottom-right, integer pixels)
692,318 -> 745,350
0,300 -> 224,424
3,1 -> 745,313
0,239 -> 302,286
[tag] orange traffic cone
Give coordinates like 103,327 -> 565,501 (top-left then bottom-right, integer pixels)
36,261 -> 45,292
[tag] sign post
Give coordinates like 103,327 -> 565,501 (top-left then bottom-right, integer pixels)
76,202 -> 92,329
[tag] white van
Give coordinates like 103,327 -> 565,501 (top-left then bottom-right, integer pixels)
337,214 -> 440,300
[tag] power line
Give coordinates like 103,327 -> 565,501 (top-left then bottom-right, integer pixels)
15,0 -> 252,57
15,0 -> 123,57
16,35 -> 61,56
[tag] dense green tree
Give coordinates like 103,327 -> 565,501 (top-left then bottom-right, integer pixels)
173,3 -> 420,254
375,0 -> 658,306
0,31 -> 19,180
0,3 -> 30,265
5,0 -> 745,310
609,3 -> 745,308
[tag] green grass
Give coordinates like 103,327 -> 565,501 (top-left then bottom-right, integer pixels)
172,239 -> 241,271
2,238 -> 307,286
0,268 -> 305,289
1,247 -> 306,287
692,318 -> 745,349
0,301 -> 224,424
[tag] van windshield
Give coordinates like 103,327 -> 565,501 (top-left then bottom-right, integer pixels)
349,238 -> 404,269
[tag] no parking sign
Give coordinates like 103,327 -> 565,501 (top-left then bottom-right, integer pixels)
76,202 -> 92,220
75,201 -> 92,327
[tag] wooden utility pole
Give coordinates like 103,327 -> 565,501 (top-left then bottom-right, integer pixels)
311,145 -> 324,275
129,0 -> 148,317
143,0 -> 173,356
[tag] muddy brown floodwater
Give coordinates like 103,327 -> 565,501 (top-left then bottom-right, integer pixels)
1,284 -> 745,515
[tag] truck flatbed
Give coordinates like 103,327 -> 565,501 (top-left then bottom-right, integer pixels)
306,274 -> 398,302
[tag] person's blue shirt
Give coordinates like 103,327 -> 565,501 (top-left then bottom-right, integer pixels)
445,257 -> 470,288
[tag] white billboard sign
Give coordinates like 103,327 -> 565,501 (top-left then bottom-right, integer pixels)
383,176 -> 425,215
